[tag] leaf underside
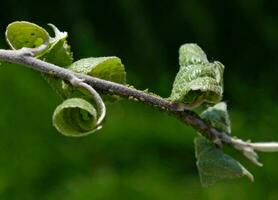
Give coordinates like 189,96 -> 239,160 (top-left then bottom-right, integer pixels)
195,137 -> 253,187
194,102 -> 253,186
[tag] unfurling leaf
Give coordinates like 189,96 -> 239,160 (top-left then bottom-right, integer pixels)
40,24 -> 74,98
194,137 -> 253,187
6,21 -> 50,53
69,57 -> 126,84
63,57 -> 126,102
41,24 -> 73,67
170,43 -> 224,108
201,102 -> 231,134
4,21 -> 72,98
53,98 -> 99,137
179,43 -> 208,66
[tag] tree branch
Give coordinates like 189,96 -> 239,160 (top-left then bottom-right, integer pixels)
0,48 -> 231,142
2,47 -> 278,165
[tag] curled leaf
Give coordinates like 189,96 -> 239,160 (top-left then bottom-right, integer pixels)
53,98 -> 100,137
36,24 -> 73,100
5,21 -> 50,52
64,57 -> 126,102
69,57 -> 126,83
41,24 -> 73,67
170,44 -> 224,108
195,137 -> 254,187
40,24 -> 74,99
179,43 -> 208,66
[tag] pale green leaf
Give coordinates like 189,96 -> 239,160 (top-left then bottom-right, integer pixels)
5,21 -> 73,98
69,57 -> 126,83
179,43 -> 208,66
53,98 -> 98,137
63,57 -> 126,102
5,21 -> 50,52
41,24 -> 73,67
195,137 -> 254,187
40,24 -> 74,98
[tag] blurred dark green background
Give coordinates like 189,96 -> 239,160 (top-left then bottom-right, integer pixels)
1,0 -> 278,199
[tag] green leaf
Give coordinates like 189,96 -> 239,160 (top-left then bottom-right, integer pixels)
195,102 -> 253,186
201,102 -> 231,134
179,43 -> 208,66
52,98 -> 99,137
5,22 -> 73,98
69,57 -> 126,83
40,24 -> 74,98
5,22 -> 73,66
170,44 -> 224,107
63,57 -> 126,102
42,74 -> 68,99
194,137 -> 254,187
41,24 -> 73,67
6,21 -> 50,51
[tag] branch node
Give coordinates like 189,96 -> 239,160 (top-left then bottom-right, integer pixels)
69,76 -> 85,87
19,48 -> 34,57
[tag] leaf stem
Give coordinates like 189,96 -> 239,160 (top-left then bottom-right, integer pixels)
70,77 -> 106,127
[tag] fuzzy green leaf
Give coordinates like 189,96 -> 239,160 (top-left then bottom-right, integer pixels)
195,137 -> 253,187
5,21 -> 69,98
170,44 -> 224,107
179,43 -> 208,66
41,24 -> 73,67
63,57 -> 126,102
195,102 -> 253,186
53,98 -> 98,137
69,57 -> 126,83
40,24 -> 74,99
201,102 -> 231,134
6,21 -> 50,52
